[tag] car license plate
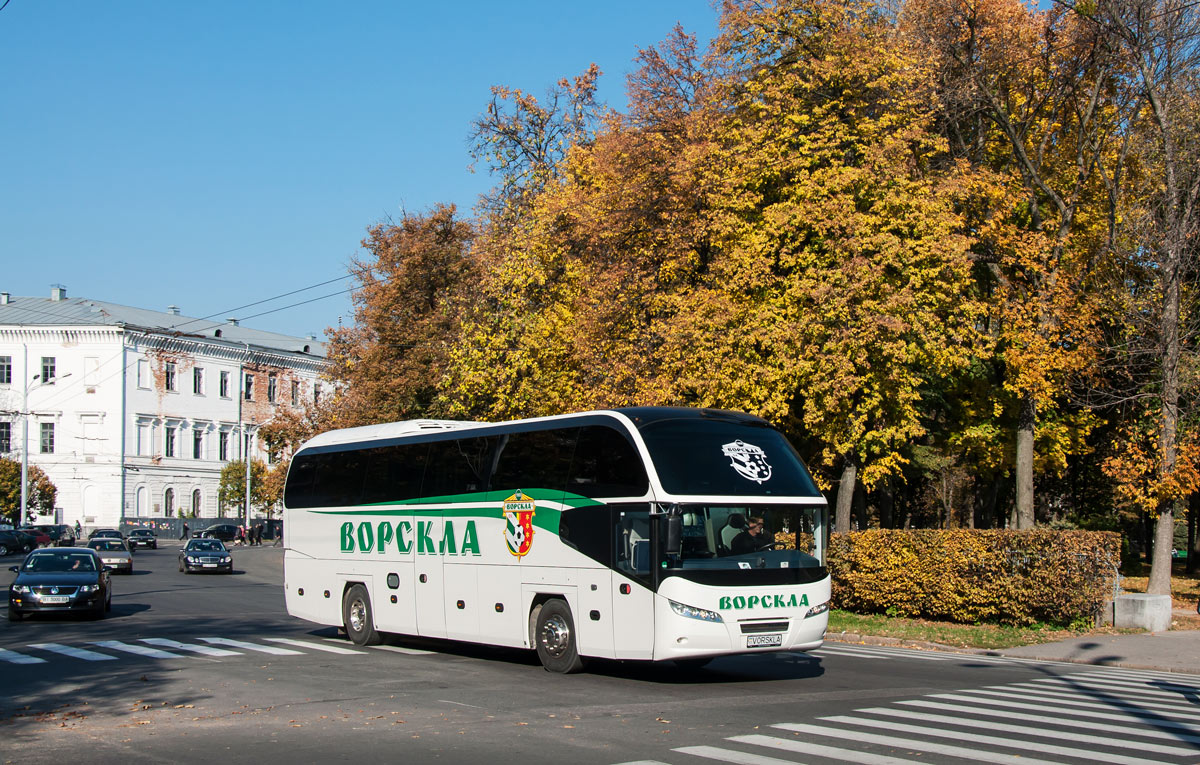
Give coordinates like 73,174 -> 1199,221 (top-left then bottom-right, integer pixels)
746,633 -> 782,648
203,563 -> 217,567
42,596 -> 70,604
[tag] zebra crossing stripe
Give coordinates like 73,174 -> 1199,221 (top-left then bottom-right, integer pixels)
27,642 -> 117,661
727,733 -> 929,764
141,638 -> 242,657
898,698 -> 1200,743
920,692 -> 1200,732
1023,677 -> 1200,701
975,685 -> 1200,720
264,638 -> 365,654
0,647 -> 46,664
671,745 -> 805,765
1067,671 -> 1200,693
772,722 -> 1066,765
824,712 -> 1176,764
196,637 -> 303,655
92,640 -> 184,660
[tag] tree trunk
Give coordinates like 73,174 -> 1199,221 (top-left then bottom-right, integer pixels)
853,481 -> 868,531
878,476 -> 894,529
835,457 -> 857,534
1148,236 -> 1182,595
1015,394 -> 1036,529
1188,493 -> 1196,577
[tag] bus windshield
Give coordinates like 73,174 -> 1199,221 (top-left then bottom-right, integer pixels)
677,504 -> 825,569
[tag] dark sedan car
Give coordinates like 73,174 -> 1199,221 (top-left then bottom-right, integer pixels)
8,547 -> 112,621
17,528 -> 52,548
33,524 -> 76,546
126,529 -> 158,549
178,538 -> 233,574
0,530 -> 35,557
196,524 -> 240,542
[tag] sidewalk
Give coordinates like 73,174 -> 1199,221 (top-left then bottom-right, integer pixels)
828,619 -> 1200,676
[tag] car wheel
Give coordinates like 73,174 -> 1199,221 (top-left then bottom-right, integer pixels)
533,599 -> 586,674
7,606 -> 21,622
105,592 -> 111,612
342,584 -> 382,646
0,543 -> 8,556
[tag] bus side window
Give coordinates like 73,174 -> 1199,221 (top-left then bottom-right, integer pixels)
424,436 -> 498,496
613,504 -> 651,582
569,426 -> 649,498
558,504 -> 610,566
362,443 -> 428,505
492,428 -> 576,497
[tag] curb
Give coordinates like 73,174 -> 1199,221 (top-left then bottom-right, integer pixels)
825,630 -> 1200,675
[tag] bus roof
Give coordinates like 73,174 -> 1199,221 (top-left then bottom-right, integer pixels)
297,407 -> 774,452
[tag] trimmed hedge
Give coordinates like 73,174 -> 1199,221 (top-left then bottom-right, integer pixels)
827,529 -> 1121,627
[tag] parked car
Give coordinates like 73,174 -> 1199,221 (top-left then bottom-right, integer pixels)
178,538 -> 233,574
0,530 -> 35,557
86,538 -> 134,574
126,529 -> 158,550
8,547 -> 112,621
32,524 -> 76,546
17,528 -> 53,548
197,524 -> 240,542
88,528 -> 124,540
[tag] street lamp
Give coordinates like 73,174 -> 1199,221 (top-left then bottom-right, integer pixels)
19,345 -> 70,526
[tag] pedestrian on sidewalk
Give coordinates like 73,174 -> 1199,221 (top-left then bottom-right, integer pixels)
181,523 -> 189,541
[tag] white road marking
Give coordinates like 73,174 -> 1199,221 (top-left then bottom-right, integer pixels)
141,638 -> 242,657
265,637 -> 364,654
27,642 -> 117,661
196,637 -> 303,655
0,647 -> 46,664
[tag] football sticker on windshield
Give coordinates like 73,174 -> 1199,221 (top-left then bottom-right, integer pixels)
503,490 -> 536,559
722,440 -> 773,484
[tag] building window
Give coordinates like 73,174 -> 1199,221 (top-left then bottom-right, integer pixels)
136,359 -> 149,389
219,430 -> 230,461
0,356 -> 11,385
193,367 -> 205,395
291,380 -> 299,406
165,361 -> 177,392
0,421 -> 10,452
165,488 -> 175,517
193,429 -> 204,459
219,370 -> 230,398
137,422 -> 152,456
192,489 -> 202,516
267,373 -> 278,403
40,422 -> 54,453
244,373 -> 254,401
165,425 -> 177,458
41,357 -> 56,384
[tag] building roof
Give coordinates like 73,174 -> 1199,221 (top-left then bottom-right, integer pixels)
0,291 -> 327,358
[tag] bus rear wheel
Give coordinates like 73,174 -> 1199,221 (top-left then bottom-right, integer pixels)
533,599 -> 586,674
342,584 -> 382,646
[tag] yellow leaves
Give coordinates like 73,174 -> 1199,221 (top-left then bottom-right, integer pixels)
1102,413 -> 1200,517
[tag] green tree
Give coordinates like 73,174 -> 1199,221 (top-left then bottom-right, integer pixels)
0,458 -> 57,525
218,459 -> 272,517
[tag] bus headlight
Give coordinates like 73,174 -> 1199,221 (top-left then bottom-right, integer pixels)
670,599 -> 723,623
805,602 -> 829,619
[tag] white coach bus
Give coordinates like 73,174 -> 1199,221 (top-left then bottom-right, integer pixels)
282,407 -> 830,672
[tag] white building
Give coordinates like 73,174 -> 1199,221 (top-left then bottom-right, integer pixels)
0,286 -> 328,529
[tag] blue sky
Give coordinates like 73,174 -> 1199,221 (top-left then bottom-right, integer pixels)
1,1 -> 719,336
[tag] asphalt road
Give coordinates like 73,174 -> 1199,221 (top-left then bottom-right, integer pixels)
3,542 -> 1200,765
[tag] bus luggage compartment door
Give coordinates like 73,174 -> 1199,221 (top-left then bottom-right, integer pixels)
414,519 -> 446,638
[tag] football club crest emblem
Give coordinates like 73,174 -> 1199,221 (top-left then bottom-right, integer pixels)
721,440 -> 773,484
503,490 -> 536,559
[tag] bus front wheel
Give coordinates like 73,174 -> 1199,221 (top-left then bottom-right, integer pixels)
533,599 -> 586,674
342,584 -> 382,646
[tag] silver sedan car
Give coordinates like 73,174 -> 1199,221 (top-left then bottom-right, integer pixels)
86,538 -> 134,574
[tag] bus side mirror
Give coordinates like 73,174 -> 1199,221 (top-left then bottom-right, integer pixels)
664,514 -> 682,557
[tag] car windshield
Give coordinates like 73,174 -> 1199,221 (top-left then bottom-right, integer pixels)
188,540 -> 225,552
89,541 -> 126,552
24,553 -> 96,572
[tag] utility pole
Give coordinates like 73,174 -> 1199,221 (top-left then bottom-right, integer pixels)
19,345 -> 29,527
244,418 -> 255,533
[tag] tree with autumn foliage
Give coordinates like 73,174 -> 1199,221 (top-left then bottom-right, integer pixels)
903,0 -> 1120,529
0,458 -> 57,525
323,205 -> 478,428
